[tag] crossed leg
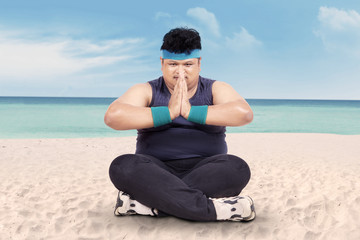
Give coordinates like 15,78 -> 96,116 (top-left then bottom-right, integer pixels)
109,154 -> 251,221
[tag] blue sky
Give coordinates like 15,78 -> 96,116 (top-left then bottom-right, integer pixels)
0,0 -> 359,99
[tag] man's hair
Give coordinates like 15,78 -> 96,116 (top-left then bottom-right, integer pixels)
160,27 -> 201,54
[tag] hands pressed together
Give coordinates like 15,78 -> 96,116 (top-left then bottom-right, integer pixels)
168,72 -> 192,120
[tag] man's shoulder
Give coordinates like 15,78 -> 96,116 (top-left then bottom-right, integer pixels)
199,75 -> 216,83
212,80 -> 231,88
198,76 -> 217,91
130,82 -> 151,91
131,77 -> 162,93
148,76 -> 163,85
211,81 -> 237,96
198,76 -> 235,91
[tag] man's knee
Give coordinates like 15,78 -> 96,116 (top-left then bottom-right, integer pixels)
109,154 -> 144,183
202,154 -> 251,181
227,154 -> 251,180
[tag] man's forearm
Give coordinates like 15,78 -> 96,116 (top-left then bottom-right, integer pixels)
205,101 -> 253,127
104,103 -> 154,130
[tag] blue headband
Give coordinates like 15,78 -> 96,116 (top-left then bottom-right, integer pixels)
161,49 -> 201,60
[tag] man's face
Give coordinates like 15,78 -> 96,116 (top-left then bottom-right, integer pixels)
161,58 -> 201,90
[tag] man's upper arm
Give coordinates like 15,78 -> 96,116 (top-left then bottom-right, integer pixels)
212,81 -> 245,105
113,83 -> 152,107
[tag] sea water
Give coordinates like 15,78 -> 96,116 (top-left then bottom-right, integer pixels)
0,97 -> 359,139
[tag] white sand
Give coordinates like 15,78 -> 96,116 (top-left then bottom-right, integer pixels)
1,133 -> 359,240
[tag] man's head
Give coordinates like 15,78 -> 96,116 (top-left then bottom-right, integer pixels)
160,28 -> 202,90
160,27 -> 201,54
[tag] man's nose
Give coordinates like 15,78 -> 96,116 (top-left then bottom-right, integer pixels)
176,65 -> 185,74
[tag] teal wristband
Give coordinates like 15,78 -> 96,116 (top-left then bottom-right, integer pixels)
151,106 -> 172,127
187,105 -> 208,124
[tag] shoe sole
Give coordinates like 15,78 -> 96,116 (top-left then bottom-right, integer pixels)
229,196 -> 256,222
241,196 -> 256,222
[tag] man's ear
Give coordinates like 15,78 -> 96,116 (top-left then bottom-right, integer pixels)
160,57 -> 164,70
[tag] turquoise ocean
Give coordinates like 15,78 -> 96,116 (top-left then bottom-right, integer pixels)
0,97 -> 359,139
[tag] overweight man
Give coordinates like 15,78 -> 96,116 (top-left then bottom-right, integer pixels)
104,27 -> 255,222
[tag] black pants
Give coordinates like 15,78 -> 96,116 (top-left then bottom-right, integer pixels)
109,154 -> 251,221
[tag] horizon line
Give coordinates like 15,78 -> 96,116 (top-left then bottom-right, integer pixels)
1,95 -> 359,101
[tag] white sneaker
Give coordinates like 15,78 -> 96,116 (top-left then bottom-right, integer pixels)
114,191 -> 158,217
211,195 -> 256,222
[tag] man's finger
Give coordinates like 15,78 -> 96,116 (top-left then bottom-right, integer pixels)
184,78 -> 188,92
182,79 -> 187,99
173,78 -> 181,95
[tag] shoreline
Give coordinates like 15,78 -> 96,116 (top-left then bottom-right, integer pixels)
1,133 -> 359,239
1,132 -> 360,141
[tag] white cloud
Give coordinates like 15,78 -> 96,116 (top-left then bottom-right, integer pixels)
318,6 -> 360,30
187,7 -> 220,37
155,12 -> 171,20
0,29 -> 145,81
225,27 -> 262,51
315,6 -> 360,56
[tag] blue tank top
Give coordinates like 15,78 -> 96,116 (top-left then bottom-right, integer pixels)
135,76 -> 227,161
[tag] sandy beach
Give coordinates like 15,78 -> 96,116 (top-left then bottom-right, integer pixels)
1,133 -> 359,240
